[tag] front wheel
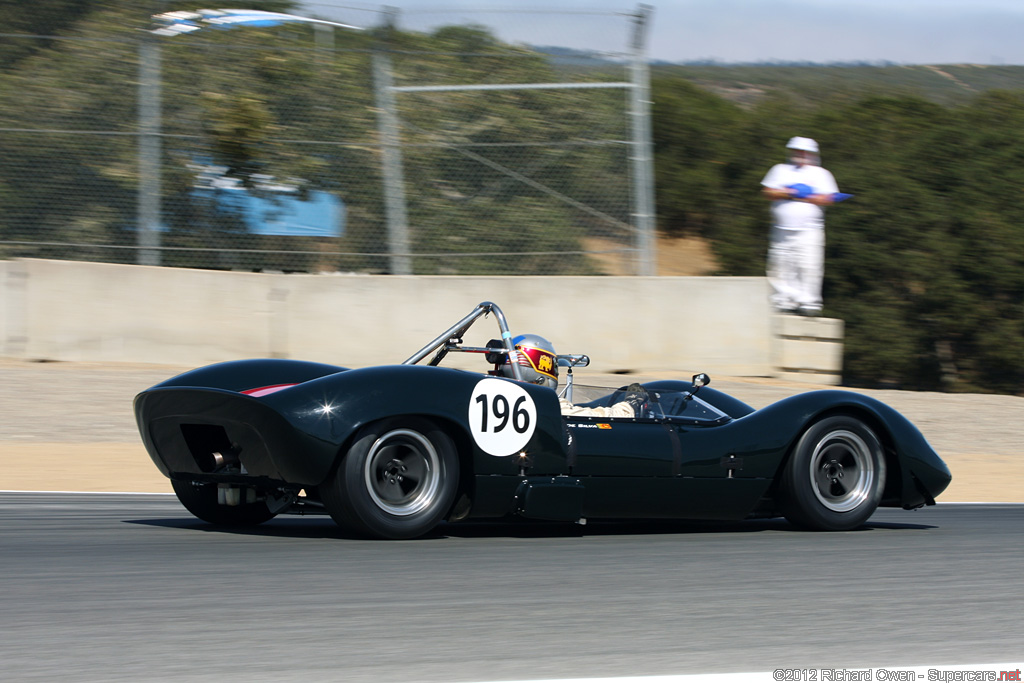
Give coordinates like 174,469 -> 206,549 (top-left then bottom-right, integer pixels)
779,415 -> 886,531
319,417 -> 460,539
170,479 -> 278,527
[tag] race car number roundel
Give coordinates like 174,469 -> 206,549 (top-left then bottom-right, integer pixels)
468,378 -> 537,456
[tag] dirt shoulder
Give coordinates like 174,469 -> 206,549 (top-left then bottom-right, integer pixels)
1,360 -> 1020,502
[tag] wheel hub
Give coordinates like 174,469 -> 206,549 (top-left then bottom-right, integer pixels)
383,458 -> 407,485
809,430 -> 874,513
364,429 -> 442,517
822,459 -> 845,483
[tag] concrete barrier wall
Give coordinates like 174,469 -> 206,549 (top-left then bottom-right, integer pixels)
1,258 -> 780,376
0,261 -> 6,350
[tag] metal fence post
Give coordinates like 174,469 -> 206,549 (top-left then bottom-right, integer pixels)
136,31 -> 162,266
373,7 -> 412,275
629,4 -> 656,276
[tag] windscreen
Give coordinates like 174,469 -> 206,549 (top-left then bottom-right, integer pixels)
567,385 -> 728,421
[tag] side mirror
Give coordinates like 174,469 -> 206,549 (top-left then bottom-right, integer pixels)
557,354 -> 590,368
686,373 -> 710,400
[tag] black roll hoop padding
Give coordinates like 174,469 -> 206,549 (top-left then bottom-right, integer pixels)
484,339 -> 507,365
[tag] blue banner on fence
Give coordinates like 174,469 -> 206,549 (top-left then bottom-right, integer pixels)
191,164 -> 345,238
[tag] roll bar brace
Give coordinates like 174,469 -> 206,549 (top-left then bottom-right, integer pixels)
402,302 -> 525,382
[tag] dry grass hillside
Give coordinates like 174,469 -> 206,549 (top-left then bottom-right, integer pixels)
584,235 -> 719,276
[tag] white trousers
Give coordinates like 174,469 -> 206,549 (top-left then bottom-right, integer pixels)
767,226 -> 824,312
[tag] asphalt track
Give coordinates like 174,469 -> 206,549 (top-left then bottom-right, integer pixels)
1,493 -> 1021,682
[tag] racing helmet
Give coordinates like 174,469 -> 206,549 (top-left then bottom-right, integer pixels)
498,334 -> 558,390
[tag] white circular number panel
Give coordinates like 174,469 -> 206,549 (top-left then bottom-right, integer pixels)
468,378 -> 537,456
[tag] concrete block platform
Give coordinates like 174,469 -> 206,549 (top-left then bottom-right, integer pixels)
771,314 -> 844,385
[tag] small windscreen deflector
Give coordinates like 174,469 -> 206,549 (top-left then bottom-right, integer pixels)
569,385 -> 729,422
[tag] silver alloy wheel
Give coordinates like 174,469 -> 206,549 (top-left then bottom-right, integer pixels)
808,429 -> 875,512
363,428 -> 442,516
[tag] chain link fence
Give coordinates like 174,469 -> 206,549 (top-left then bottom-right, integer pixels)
0,4 -> 654,275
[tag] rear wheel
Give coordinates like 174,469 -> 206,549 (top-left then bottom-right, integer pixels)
170,479 -> 277,526
780,415 -> 886,531
319,417 -> 459,539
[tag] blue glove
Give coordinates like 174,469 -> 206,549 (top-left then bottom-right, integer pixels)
831,192 -> 854,202
787,183 -> 814,198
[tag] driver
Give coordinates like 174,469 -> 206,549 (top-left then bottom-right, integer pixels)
493,334 -> 646,418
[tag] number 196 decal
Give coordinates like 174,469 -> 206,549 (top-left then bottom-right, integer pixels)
468,378 -> 538,456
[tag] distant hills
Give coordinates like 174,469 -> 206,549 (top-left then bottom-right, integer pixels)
651,63 -> 1024,107
531,45 -> 1024,107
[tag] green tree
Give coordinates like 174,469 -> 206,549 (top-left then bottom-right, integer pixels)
650,73 -> 1024,393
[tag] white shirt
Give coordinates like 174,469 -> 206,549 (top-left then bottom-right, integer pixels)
761,163 -> 839,230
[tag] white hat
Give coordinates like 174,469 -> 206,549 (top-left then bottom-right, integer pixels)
786,136 -> 819,153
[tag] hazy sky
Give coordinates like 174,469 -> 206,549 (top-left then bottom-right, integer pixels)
300,0 -> 1024,64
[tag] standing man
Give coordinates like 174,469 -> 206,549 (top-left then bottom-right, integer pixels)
761,136 -> 842,316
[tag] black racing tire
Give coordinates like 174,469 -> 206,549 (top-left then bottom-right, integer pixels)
319,417 -> 459,540
170,479 -> 278,526
779,415 -> 886,531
